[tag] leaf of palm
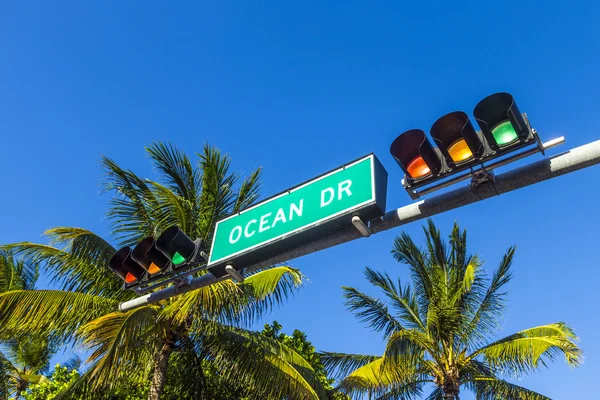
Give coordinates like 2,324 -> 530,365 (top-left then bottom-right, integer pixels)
147,180 -> 197,235
0,250 -> 38,293
102,156 -> 160,244
469,323 -> 582,375
337,358 -> 423,399
197,144 -> 240,241
391,233 -> 432,317
204,322 -> 327,400
233,167 -> 262,213
165,266 -> 303,328
459,247 -> 515,349
382,329 -> 440,380
467,376 -> 551,400
2,241 -> 130,301
363,267 -> 425,331
0,290 -> 117,343
343,286 -> 403,338
78,306 -> 164,391
145,142 -> 201,205
318,352 -> 381,381
6,335 -> 55,375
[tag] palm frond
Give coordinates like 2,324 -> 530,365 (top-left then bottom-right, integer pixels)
470,322 -> 582,375
318,352 -> 381,380
343,286 -> 403,337
467,376 -> 551,400
391,232 -> 432,317
197,144 -> 239,242
3,239 -> 129,301
163,337 -> 207,399
5,336 -> 55,374
337,358 -> 417,399
204,323 -> 328,400
422,219 -> 448,278
78,306 -> 163,391
63,355 -> 82,372
375,381 -> 428,400
460,247 -> 515,348
363,267 -> 425,331
102,156 -> 160,244
147,180 -> 196,234
233,167 -> 262,213
146,142 -> 200,205
165,266 -> 303,329
0,250 -> 38,292
234,266 -> 304,325
0,290 -> 117,343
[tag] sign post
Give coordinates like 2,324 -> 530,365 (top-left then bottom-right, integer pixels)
207,154 -> 388,277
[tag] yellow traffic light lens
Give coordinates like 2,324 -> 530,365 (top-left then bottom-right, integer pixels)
448,138 -> 473,162
407,156 -> 430,178
148,262 -> 161,275
492,121 -> 518,146
125,272 -> 138,284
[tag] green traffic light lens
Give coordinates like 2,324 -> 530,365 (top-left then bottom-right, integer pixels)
491,121 -> 518,146
172,252 -> 186,265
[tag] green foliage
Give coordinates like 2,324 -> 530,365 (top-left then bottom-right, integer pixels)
320,220 -> 582,399
23,365 -> 79,400
262,321 -> 335,390
261,322 -> 349,400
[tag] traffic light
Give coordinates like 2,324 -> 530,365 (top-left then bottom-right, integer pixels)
389,129 -> 441,180
390,92 -> 538,197
132,237 -> 170,275
156,226 -> 197,266
473,92 -> 530,151
107,226 -> 206,289
108,247 -> 146,284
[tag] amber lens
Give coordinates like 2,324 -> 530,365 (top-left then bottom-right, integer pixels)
407,156 -> 430,178
448,138 -> 473,162
148,262 -> 161,275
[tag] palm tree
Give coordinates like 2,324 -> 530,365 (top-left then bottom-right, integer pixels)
0,250 -> 50,399
0,143 -> 328,400
320,220 -> 582,400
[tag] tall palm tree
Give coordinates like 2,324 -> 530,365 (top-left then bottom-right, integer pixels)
0,143 -> 328,400
320,220 -> 582,400
0,250 -> 49,399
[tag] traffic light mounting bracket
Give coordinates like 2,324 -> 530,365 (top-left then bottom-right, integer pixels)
403,131 -> 565,200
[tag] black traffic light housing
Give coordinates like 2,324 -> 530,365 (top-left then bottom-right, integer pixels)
107,226 -> 207,290
108,247 -> 146,285
431,111 -> 484,167
390,129 -> 442,182
473,92 -> 531,151
390,92 -> 541,198
156,226 -> 198,267
132,237 -> 170,276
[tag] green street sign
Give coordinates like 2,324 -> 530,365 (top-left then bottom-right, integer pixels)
207,154 -> 387,277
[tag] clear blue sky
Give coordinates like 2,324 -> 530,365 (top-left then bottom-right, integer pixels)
1,1 -> 599,398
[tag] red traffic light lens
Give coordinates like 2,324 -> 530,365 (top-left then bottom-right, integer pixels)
407,156 -> 431,178
125,272 -> 138,284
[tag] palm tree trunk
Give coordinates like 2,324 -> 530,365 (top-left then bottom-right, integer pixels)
148,340 -> 173,400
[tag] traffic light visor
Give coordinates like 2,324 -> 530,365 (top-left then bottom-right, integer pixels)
156,226 -> 196,266
108,246 -> 145,284
430,111 -> 483,166
473,92 -> 528,149
390,129 -> 441,179
132,237 -> 170,275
